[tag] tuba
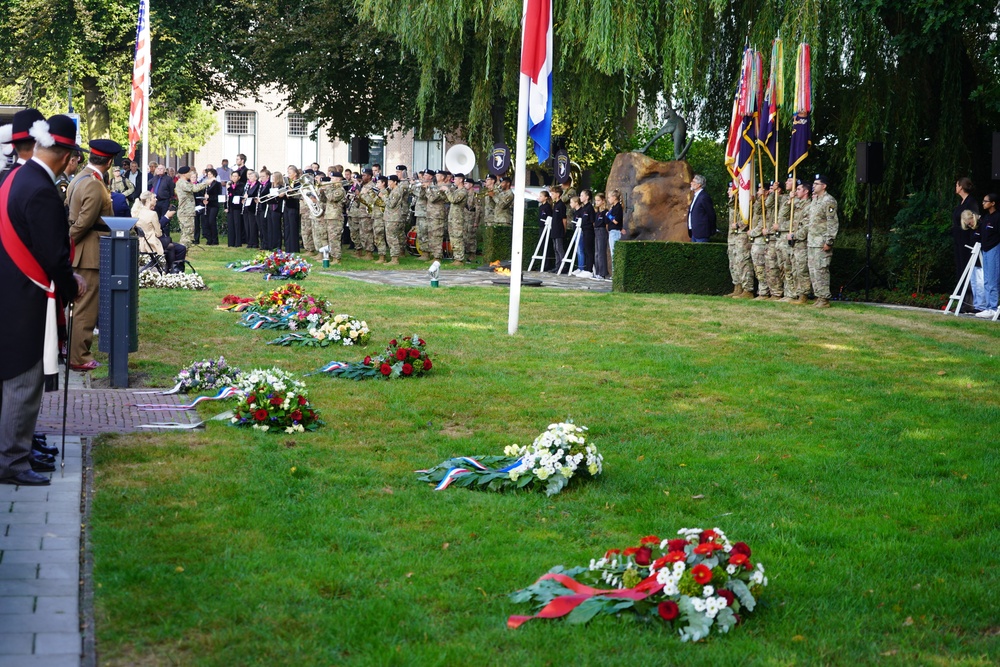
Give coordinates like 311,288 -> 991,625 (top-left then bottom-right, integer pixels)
445,144 -> 477,176
293,173 -> 324,217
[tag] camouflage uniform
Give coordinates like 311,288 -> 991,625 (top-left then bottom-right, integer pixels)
308,187 -> 327,253
482,184 -> 496,227
463,187 -> 479,261
413,181 -> 429,256
748,193 -> 772,297
788,197 -> 813,299
347,185 -> 362,255
322,180 -> 346,260
424,182 -> 448,259
300,194 -> 316,253
371,187 -> 388,258
493,188 -> 515,226
807,191 -> 839,301
175,178 -> 210,247
396,180 -> 411,254
445,183 -> 467,262
766,193 -> 788,299
355,182 -> 376,255
731,206 -> 754,292
727,204 -> 740,288
384,185 -> 407,260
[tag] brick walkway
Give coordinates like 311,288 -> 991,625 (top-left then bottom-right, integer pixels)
2,369 -> 198,667
322,267 -> 613,292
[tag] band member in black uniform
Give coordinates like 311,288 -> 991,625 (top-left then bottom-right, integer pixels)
226,171 -> 245,247
257,169 -> 272,249
267,172 -> 285,250
579,189 -> 596,275
592,192 -> 609,280
282,165 -> 301,252
201,168 -> 222,245
242,170 -> 260,248
537,190 -> 554,271
550,185 -> 567,271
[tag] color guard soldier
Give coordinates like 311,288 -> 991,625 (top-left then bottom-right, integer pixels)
321,172 -> 347,264
787,179 -> 813,304
807,174 -> 839,308
748,184 -> 772,299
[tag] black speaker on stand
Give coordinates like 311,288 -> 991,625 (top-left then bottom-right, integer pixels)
992,132 -> 1000,180
841,142 -> 884,302
349,137 -> 370,165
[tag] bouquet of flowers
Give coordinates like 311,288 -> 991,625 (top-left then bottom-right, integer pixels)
139,271 -> 207,290
217,294 -> 256,311
173,357 -> 243,393
508,528 -> 767,641
268,314 -> 371,348
318,334 -> 431,380
262,250 -> 310,280
416,422 -> 601,496
255,283 -> 307,311
231,367 -> 321,433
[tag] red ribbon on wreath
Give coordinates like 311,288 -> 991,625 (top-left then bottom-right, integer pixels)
507,572 -> 664,629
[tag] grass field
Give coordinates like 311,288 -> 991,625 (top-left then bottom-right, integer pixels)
90,246 -> 1000,666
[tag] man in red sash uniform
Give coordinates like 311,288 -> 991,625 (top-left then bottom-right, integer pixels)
0,115 -> 85,486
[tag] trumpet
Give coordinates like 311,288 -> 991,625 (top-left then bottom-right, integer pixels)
259,186 -> 294,204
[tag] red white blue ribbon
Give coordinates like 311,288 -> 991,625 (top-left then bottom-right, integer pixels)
134,386 -> 240,411
419,457 -> 524,490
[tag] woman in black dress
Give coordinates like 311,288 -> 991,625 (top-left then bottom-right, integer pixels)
550,185 -> 567,271
226,171 -> 245,247
592,192 -> 609,280
202,168 -> 222,245
283,165 -> 302,252
578,189 -> 596,277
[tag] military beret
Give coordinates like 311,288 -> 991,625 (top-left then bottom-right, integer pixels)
388,175 -> 399,183
454,173 -> 465,180
89,139 -> 122,159
330,171 -> 343,179
363,167 -> 374,176
813,174 -> 829,185
9,108 -> 45,142
177,166 -> 192,175
500,176 -> 512,184
395,165 -> 407,172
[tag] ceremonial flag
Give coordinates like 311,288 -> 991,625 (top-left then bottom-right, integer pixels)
735,49 -> 760,223
788,43 -> 811,171
520,0 -> 553,162
759,38 -> 783,166
127,0 -> 150,161
724,87 -> 741,178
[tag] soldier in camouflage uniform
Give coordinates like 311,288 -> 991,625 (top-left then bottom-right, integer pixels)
748,185 -> 772,299
321,173 -> 346,263
463,178 -> 479,264
413,171 -> 431,259
307,177 -> 327,256
347,176 -> 362,258
493,176 -> 515,226
787,180 -> 813,304
175,166 -> 213,247
807,174 -> 839,308
354,169 -> 377,259
445,173 -> 468,263
394,166 -> 410,254
729,186 -> 754,298
482,175 -> 497,227
726,186 -> 741,296
424,171 -> 449,260
371,176 -> 390,263
383,175 -> 407,265
765,180 -> 787,300
561,179 -> 577,206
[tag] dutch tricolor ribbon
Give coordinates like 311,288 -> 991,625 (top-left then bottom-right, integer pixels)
134,386 -> 240,411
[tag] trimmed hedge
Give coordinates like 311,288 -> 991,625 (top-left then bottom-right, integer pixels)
611,241 -> 867,296
483,225 -> 563,271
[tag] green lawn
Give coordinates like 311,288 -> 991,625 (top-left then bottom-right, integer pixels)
90,246 -> 1000,666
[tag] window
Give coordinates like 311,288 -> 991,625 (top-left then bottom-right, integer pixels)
224,111 -> 256,168
412,130 -> 443,172
287,113 -> 308,138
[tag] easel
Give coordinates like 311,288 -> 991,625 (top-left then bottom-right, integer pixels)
945,242 -> 981,316
528,216 -> 552,272
558,217 -> 582,275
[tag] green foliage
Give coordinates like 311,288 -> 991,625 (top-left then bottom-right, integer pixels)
482,225 -> 547,269
886,193 -> 954,294
612,241 -> 731,295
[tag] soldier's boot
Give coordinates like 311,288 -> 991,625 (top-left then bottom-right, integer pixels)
779,295 -> 795,303
387,256 -> 400,266
754,294 -> 770,301
374,255 -> 385,264
770,294 -> 783,301
734,290 -> 754,299
813,298 -> 830,308
363,251 -> 373,260
729,285 -> 744,298
791,295 -> 809,305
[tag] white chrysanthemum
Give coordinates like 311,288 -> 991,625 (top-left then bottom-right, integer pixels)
703,586 -> 714,598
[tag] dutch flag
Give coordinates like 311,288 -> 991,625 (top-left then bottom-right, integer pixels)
521,0 -> 553,162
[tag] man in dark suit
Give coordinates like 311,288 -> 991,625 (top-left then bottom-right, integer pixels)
0,115 -> 85,486
687,174 -> 717,243
149,163 -> 175,219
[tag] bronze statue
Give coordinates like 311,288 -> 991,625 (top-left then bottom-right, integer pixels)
640,105 -> 693,162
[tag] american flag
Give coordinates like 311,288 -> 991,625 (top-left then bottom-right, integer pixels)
127,0 -> 150,160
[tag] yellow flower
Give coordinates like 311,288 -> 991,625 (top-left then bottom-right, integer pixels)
588,463 -> 598,475
535,468 -> 550,480
508,471 -> 519,481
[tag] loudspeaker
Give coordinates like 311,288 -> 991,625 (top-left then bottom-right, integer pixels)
349,137 -> 370,165
856,141 -> 883,185
993,132 -> 1000,180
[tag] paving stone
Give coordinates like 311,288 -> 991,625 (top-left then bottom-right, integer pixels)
5,549 -> 76,565
43,514 -> 81,527
0,632 -> 34,655
0,535 -> 43,550
9,502 -> 52,514
0,654 -> 82,667
34,632 -> 82,656
0,596 -> 35,614
40,538 -> 78,551
38,563 -> 80,581
0,563 -> 38,580
34,597 -> 77,615
0,579 -> 74,597
323,267 -> 614,292
5,524 -> 80,539
0,612 -> 78,633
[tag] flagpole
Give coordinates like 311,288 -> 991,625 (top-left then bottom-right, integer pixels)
507,0 -> 531,336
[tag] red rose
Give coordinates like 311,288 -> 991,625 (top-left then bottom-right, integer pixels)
718,589 -> 735,607
409,348 -> 420,358
640,535 -> 660,546
363,356 -> 372,365
694,542 -> 724,555
423,358 -> 432,370
418,339 -> 425,346
248,394 -> 257,404
635,546 -> 652,566
691,564 -> 712,584
396,349 -> 408,361
402,363 -> 413,376
604,548 -> 621,559
380,363 -> 392,376
699,529 -> 718,543
291,410 -> 302,421
254,409 -> 268,421
389,339 -> 397,346
298,395 -> 307,406
667,539 -> 688,552
657,600 -> 679,621
731,542 -> 751,558
622,547 -> 639,557
729,553 -> 748,567
270,396 -> 282,406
